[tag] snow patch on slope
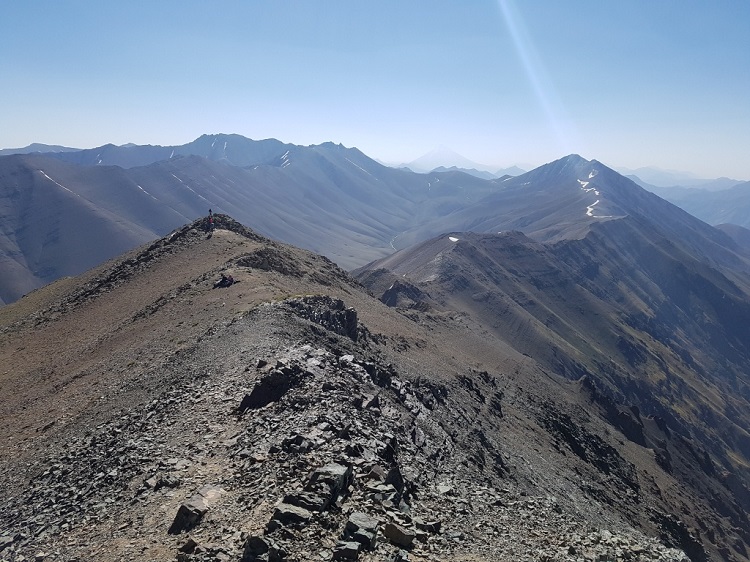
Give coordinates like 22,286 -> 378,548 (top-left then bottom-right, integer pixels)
578,179 -> 600,196
38,170 -> 80,197
137,184 -> 158,200
171,173 -> 211,204
579,170 -> 612,218
344,157 -> 375,178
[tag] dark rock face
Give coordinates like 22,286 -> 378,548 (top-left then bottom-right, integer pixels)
241,535 -> 286,562
652,512 -> 708,562
168,485 -> 224,535
581,376 -> 647,447
344,512 -> 380,550
267,503 -> 312,530
239,364 -> 308,412
284,296 -> 359,341
304,463 -> 354,510
332,541 -> 362,560
383,522 -> 416,549
280,463 -> 353,514
282,490 -> 326,512
538,406 -> 640,497
168,500 -> 207,535
380,280 -> 430,310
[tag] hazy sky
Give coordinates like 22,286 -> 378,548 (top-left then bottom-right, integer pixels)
2,1 -> 749,179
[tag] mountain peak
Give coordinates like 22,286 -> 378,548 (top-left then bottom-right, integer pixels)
516,154 -> 597,185
551,153 -> 591,169
562,153 -> 587,162
405,146 -> 493,173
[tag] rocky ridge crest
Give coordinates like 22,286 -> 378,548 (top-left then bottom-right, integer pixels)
0,218 -> 715,561
1,293 -> 690,562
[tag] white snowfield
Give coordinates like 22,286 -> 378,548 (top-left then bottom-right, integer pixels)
38,170 -> 80,197
578,179 -> 600,196
449,236 -> 459,242
281,150 -> 291,168
585,197 -> 614,219
580,170 -> 612,218
586,200 -> 601,217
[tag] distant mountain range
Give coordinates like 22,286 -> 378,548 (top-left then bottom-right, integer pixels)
616,165 -> 744,189
631,179 -> 750,229
0,135 -> 501,304
397,146 -> 526,178
2,134 -> 750,560
1,134 -> 748,307
0,143 -> 80,156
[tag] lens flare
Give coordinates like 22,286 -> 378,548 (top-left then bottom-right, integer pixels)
497,0 -> 583,156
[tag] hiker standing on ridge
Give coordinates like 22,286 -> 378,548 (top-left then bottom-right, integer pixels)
208,209 -> 214,232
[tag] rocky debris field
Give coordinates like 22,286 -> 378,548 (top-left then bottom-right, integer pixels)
0,296 -> 691,562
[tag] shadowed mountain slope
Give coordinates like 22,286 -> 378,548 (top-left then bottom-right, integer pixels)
7,139 -> 745,309
0,154 -> 181,304
0,216 -> 726,561
1,141 -> 501,304
356,216 -> 750,561
646,181 -> 750,230
717,223 -> 750,254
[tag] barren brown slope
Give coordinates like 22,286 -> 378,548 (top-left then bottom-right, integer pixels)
0,216 -> 355,449
0,217 -> 700,562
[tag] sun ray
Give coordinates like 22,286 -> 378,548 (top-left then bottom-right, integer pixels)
496,0 -> 583,156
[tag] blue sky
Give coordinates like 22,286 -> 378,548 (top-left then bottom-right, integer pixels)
1,1 -> 749,179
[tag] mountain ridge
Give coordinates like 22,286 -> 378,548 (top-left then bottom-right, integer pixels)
356,221 -> 750,561
0,216 -> 719,561
0,141 -> 505,303
3,144 -> 747,309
